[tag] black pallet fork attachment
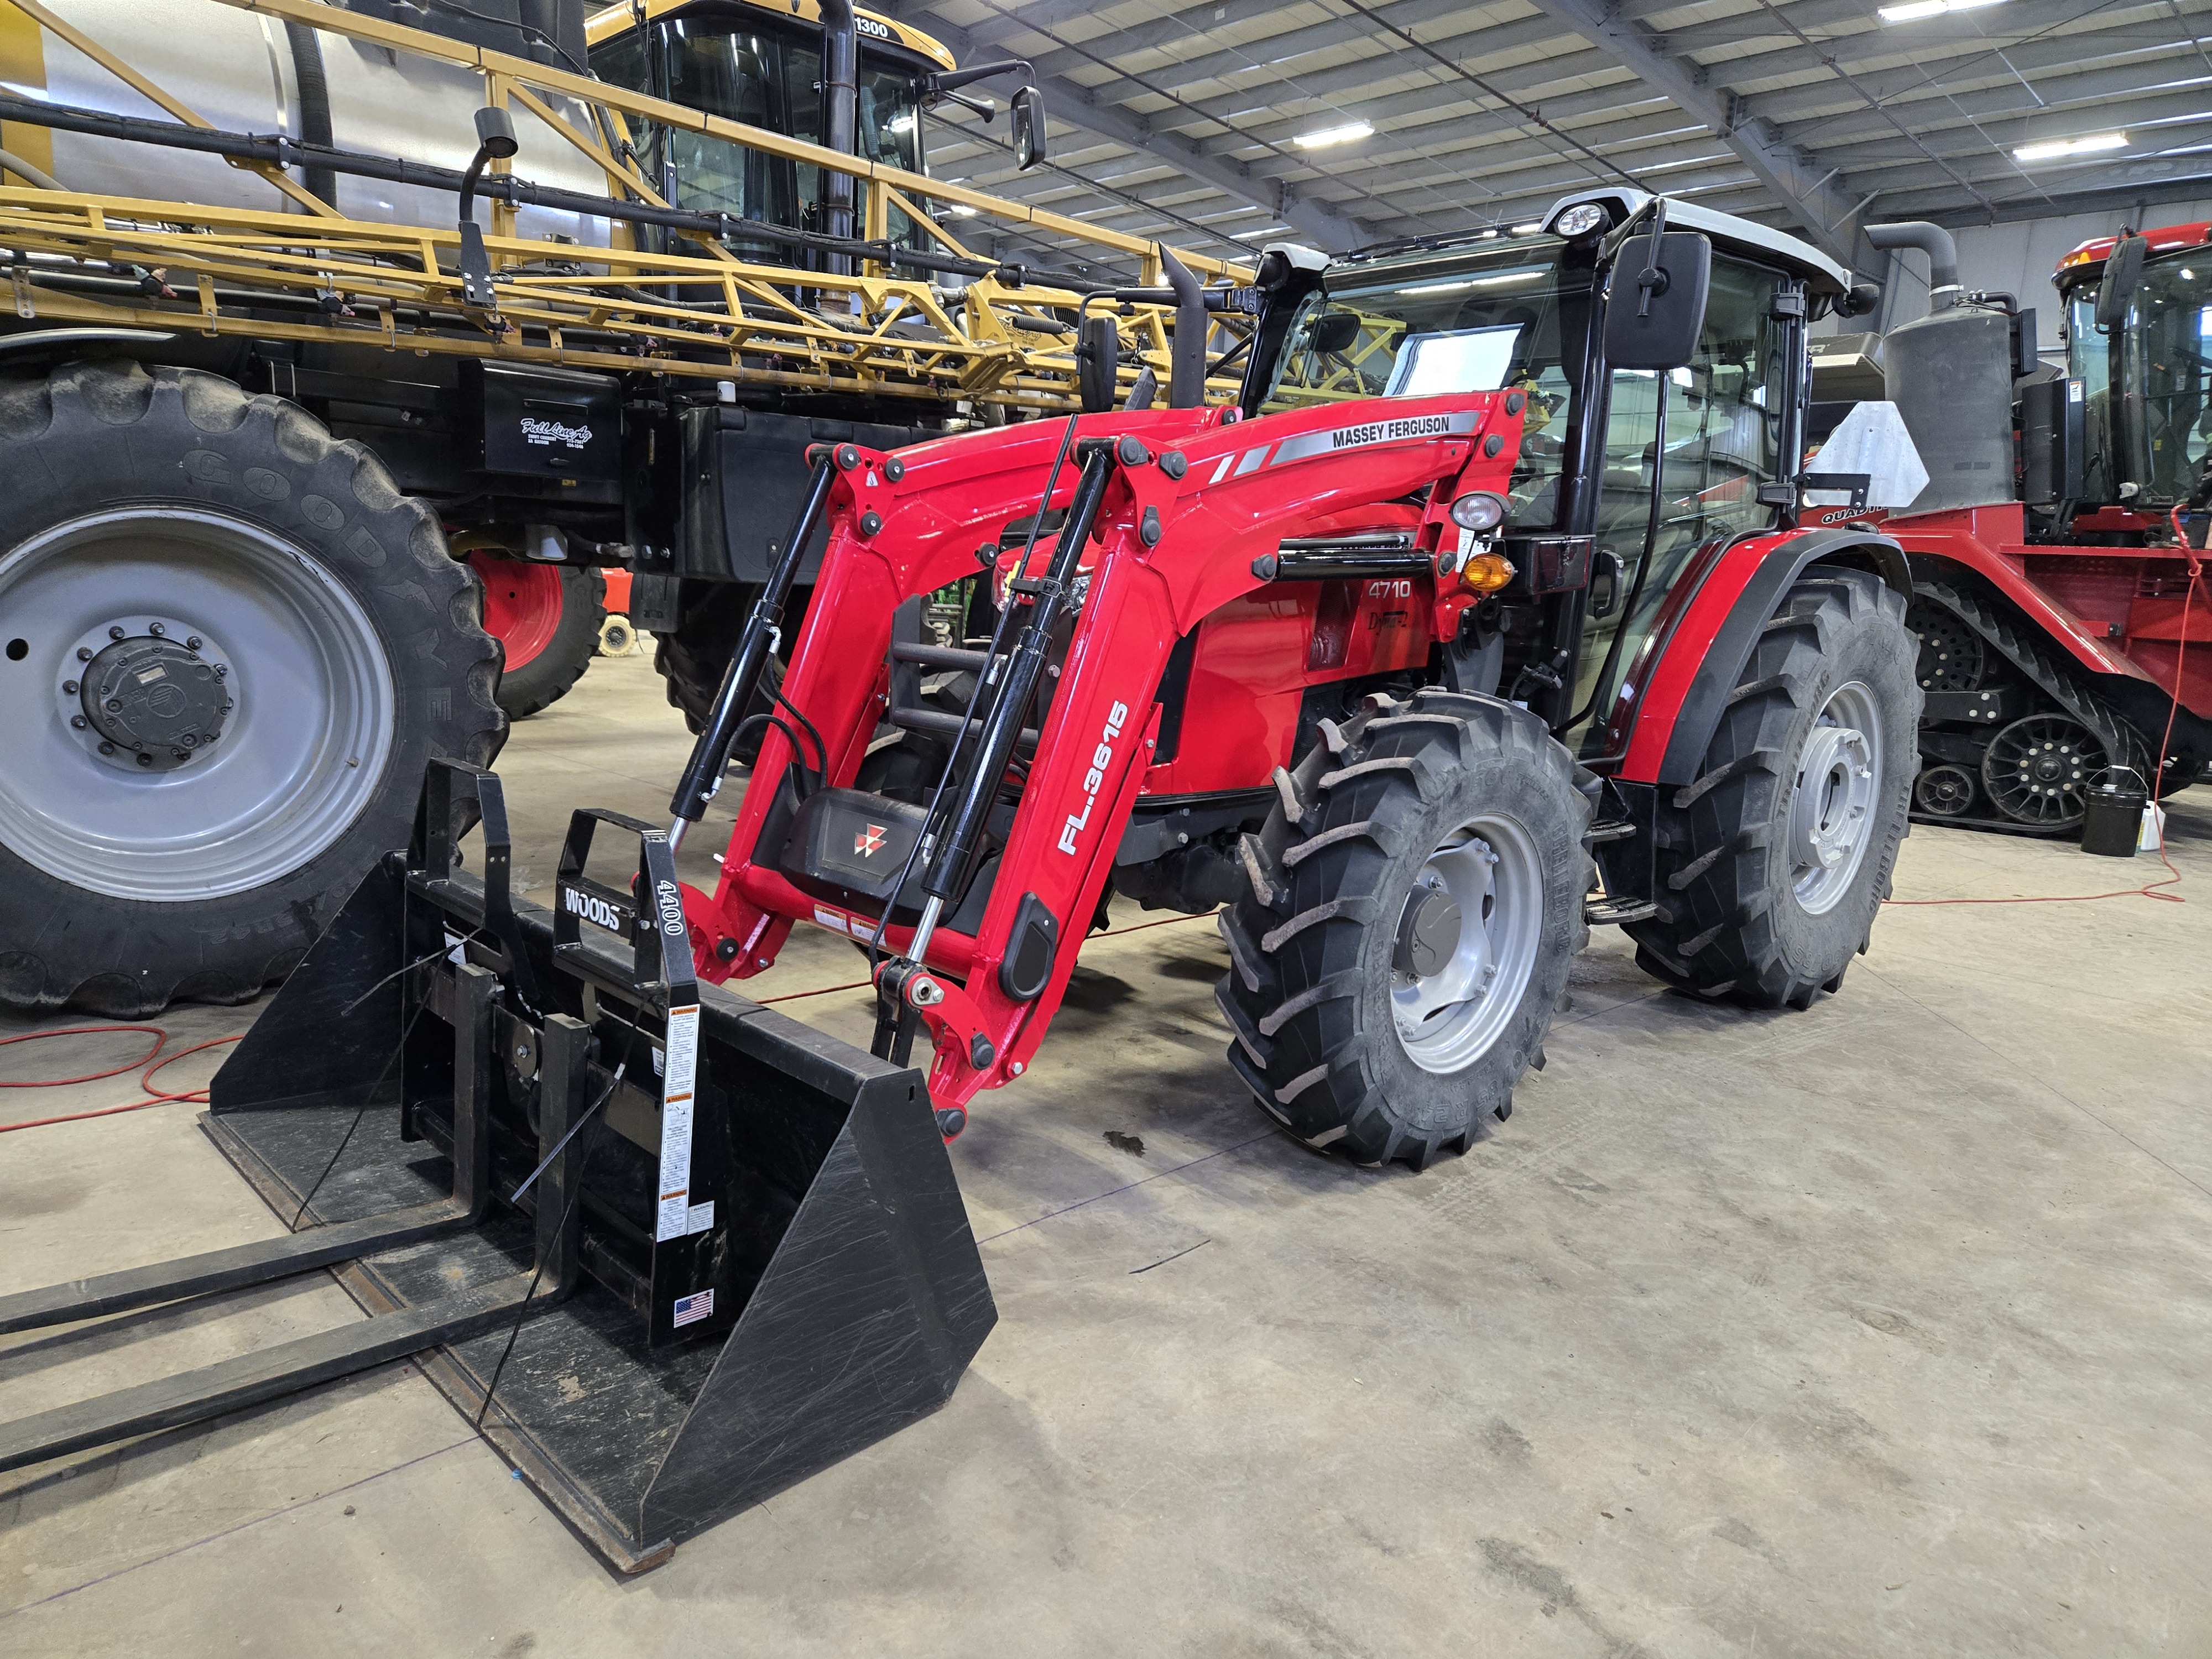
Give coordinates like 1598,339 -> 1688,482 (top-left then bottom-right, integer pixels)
0,761 -> 994,1573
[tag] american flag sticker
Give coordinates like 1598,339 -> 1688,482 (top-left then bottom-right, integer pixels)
671,1288 -> 714,1329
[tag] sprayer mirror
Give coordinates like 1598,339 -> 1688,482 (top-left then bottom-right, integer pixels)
1013,86 -> 1047,170
1603,231 -> 1711,371
1077,312 -> 1120,413
1305,310 -> 1360,355
2095,234 -> 2147,329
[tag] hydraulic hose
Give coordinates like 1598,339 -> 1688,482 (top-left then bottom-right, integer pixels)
0,146 -> 59,190
284,21 -> 338,210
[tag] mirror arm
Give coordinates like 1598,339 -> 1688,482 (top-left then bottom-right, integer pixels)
925,59 -> 1035,96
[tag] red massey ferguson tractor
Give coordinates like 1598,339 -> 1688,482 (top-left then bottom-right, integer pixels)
1809,218 -> 2210,832
660,189 -> 1924,1167
0,193 -> 1926,1552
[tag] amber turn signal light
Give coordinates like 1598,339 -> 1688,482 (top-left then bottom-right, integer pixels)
1457,551 -> 1517,596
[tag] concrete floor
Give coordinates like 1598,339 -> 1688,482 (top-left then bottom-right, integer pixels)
4,648 -> 2210,1657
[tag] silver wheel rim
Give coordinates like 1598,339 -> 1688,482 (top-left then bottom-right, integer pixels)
1390,812 -> 1544,1075
0,508 -> 395,901
1788,679 -> 1881,916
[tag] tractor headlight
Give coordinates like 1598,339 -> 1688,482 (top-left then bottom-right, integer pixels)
1449,492 -> 1505,534
1552,201 -> 1608,238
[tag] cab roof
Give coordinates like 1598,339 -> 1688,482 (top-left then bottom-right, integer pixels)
585,0 -> 959,74
2056,221 -> 2212,281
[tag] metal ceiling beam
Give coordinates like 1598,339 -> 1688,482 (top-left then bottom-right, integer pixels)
1770,63 -> 2212,156
1871,153 -> 2212,220
1799,91 -> 2212,170
902,13 -> 1373,251
1496,0 -> 1880,269
1736,12 -> 2210,125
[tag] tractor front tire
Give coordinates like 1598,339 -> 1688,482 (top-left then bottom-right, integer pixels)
0,361 -> 504,1016
1217,688 -> 1594,1170
1625,566 -> 1917,1008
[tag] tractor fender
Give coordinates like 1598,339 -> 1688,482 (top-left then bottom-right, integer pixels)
1617,524 -> 1910,786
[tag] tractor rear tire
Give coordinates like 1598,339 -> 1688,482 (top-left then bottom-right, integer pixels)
0,361 -> 504,1016
471,552 -> 604,719
1625,566 -> 1916,1008
1217,688 -> 1594,1170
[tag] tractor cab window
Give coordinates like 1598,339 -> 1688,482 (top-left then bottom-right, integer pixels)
1567,253 -> 1790,756
591,17 -> 931,264
1260,235 -> 1596,533
2113,257 -> 2210,505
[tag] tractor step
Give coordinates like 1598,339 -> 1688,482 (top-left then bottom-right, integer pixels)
1584,818 -> 1639,844
1585,894 -> 1660,925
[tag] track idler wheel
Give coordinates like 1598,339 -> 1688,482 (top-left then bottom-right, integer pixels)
1912,763 -> 1976,818
1980,712 -> 2100,830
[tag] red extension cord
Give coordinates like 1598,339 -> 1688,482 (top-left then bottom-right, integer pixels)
0,1025 -> 243,1134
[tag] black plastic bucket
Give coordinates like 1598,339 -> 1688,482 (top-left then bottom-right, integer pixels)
2080,775 -> 2147,858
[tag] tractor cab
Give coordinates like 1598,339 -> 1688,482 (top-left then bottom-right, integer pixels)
2054,222 -> 2212,518
1239,191 -> 1872,758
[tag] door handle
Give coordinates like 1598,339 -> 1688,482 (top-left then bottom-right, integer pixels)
1588,548 -> 1626,619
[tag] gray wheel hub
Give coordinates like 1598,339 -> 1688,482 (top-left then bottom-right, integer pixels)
1390,813 -> 1543,1076
61,617 -> 235,773
0,508 -> 396,902
1788,679 -> 1882,916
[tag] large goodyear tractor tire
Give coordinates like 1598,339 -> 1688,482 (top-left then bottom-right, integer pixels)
1217,688 -> 1595,1170
1625,566 -> 1917,1007
0,362 -> 504,1016
467,549 -> 604,719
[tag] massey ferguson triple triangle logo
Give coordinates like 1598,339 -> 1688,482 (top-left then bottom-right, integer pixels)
854,823 -> 888,857
1059,701 -> 1130,855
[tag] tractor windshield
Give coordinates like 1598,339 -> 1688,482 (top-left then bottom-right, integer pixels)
2068,252 -> 2212,507
1259,235 -> 1595,531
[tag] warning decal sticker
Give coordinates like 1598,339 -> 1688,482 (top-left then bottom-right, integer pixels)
654,1004 -> 701,1243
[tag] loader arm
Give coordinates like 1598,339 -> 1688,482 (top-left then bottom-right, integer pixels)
692,391 -> 1528,1111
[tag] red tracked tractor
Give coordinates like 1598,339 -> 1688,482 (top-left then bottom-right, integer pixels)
0,191 -> 1919,1564
1806,218 -> 2211,833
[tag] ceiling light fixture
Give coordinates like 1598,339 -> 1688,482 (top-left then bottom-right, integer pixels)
1295,120 -> 1374,149
1877,0 -> 2002,21
2013,132 -> 2129,161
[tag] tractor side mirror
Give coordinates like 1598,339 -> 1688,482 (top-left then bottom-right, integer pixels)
1603,231 -> 1711,371
1305,310 -> 1360,355
1012,86 -> 1047,171
2095,232 -> 2146,329
1077,312 -> 1120,413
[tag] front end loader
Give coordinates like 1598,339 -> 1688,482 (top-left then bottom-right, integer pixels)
0,763 -> 993,1572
